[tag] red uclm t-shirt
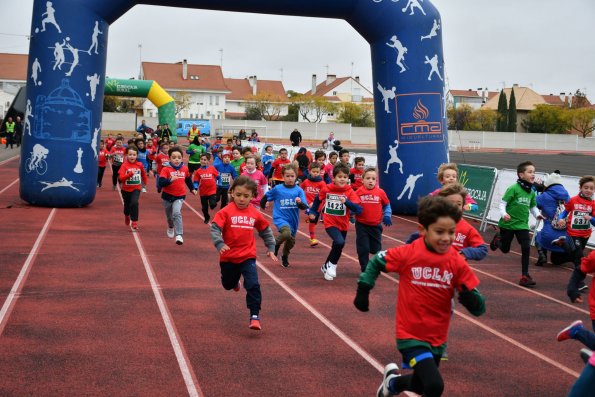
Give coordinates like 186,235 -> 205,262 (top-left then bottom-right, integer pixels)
384,238 -> 480,347
580,251 -> 595,320
212,202 -> 270,263
118,161 -> 148,192
452,218 -> 486,251
317,183 -> 361,231
271,158 -> 291,181
110,146 -> 126,165
98,149 -> 109,167
193,166 -> 219,196
564,195 -> 594,238
154,153 -> 170,174
300,178 -> 327,205
355,185 -> 390,226
160,166 -> 192,197
350,168 -> 364,190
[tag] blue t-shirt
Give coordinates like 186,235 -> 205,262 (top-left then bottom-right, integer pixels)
265,184 -> 307,235
262,153 -> 275,177
136,149 -> 149,172
215,163 -> 237,188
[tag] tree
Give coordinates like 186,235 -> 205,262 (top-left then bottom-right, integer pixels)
102,96 -> 136,113
336,102 -> 375,127
244,106 -> 262,120
447,104 -> 473,130
469,107 -> 497,131
569,107 -> 595,138
244,92 -> 285,121
173,91 -> 192,116
521,104 -> 572,134
496,89 -> 508,131
279,90 -> 299,121
295,95 -> 337,123
572,89 -> 590,108
508,87 -> 517,132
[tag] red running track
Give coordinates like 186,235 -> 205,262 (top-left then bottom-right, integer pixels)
0,154 -> 590,396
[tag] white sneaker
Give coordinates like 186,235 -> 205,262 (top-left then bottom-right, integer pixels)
321,262 -> 334,281
167,228 -> 175,238
175,235 -> 184,245
141,187 -> 147,193
376,363 -> 400,397
326,262 -> 337,278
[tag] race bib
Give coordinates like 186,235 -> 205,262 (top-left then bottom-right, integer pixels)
325,194 -> 346,216
221,173 -> 231,187
113,154 -> 123,164
570,210 -> 590,230
125,169 -> 141,185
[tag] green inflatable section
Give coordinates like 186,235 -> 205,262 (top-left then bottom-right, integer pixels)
104,78 -> 178,143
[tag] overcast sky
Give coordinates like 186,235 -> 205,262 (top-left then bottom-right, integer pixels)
1,0 -> 594,99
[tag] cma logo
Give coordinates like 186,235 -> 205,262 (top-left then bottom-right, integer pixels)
397,94 -> 443,143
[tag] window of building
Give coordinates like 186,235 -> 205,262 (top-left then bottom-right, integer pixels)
332,91 -> 337,96
209,96 -> 213,105
215,96 -> 219,106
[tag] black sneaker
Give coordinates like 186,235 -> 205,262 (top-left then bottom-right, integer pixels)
280,255 -> 289,268
489,233 -> 501,251
203,214 -> 210,224
535,250 -> 547,266
519,274 -> 536,288
376,363 -> 400,397
580,348 -> 593,364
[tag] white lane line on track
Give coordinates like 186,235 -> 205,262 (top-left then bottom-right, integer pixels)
0,178 -> 18,195
0,208 -> 56,336
120,190 -> 202,397
259,211 -> 580,379
0,155 -> 19,166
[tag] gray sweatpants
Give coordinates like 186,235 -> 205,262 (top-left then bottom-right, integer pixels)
163,199 -> 184,236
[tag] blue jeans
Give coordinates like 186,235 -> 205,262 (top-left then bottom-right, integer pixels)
574,320 -> 595,351
568,362 -> 595,397
325,227 -> 347,265
220,259 -> 261,317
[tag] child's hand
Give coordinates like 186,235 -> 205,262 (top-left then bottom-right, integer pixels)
170,174 -> 179,181
585,215 -> 592,222
503,214 -> 511,222
267,251 -> 278,262
354,284 -> 371,312
557,219 -> 566,228
340,197 -> 346,204
536,213 -> 545,220
219,244 -> 230,253
295,197 -> 301,204
309,213 -> 316,221
192,190 -> 198,196
382,215 -> 392,227
464,203 -> 472,211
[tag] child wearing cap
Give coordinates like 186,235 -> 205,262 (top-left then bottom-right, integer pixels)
214,152 -> 238,209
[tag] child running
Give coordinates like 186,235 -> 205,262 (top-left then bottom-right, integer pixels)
214,153 -> 237,209
354,196 -> 485,397
309,164 -> 362,280
349,157 -> 366,191
260,163 -> 308,268
490,161 -> 543,287
262,145 -> 275,179
301,163 -> 326,247
268,148 -> 291,186
354,168 -> 392,272
430,163 -> 477,211
118,145 -> 148,231
324,151 -> 338,181
242,156 -> 268,208
193,153 -> 219,224
109,137 -> 125,190
153,142 -> 171,193
210,176 -> 278,331
556,175 -> 595,303
97,140 -> 109,188
314,150 -> 331,184
158,146 -> 197,245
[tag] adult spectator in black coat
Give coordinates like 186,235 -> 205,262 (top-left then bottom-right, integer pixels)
289,128 -> 302,147
14,116 -> 23,147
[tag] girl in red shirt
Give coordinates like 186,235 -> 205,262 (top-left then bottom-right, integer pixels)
109,137 -> 126,190
268,148 -> 291,186
301,163 -> 326,247
354,168 -> 392,272
158,147 -> 197,245
349,157 -> 366,191
154,142 -> 170,192
193,153 -> 219,224
210,176 -> 277,331
118,145 -> 148,230
97,140 -> 109,188
309,164 -> 362,281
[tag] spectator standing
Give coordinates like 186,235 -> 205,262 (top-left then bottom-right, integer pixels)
289,128 -> 302,147
14,116 -> 23,147
188,123 -> 201,143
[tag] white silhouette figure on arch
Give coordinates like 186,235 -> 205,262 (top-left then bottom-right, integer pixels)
88,21 -> 103,55
31,58 -> 42,86
64,37 -> 80,77
40,178 -> 79,192
52,39 -> 66,70
386,35 -> 408,73
40,1 -> 62,33
421,19 -> 440,41
25,100 -> 33,136
87,73 -> 100,101
377,83 -> 396,114
398,173 -> 423,200
424,54 -> 443,81
385,140 -> 403,174
402,0 -> 426,16
91,123 -> 101,159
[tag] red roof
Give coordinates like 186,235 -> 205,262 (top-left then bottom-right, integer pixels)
224,78 -> 287,100
304,77 -> 350,96
486,91 -> 499,100
542,94 -> 565,106
449,90 -> 480,98
141,61 -> 229,92
0,53 -> 28,81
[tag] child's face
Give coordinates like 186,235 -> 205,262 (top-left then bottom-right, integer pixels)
232,150 -> 241,160
222,155 -> 231,164
310,168 -> 321,178
231,185 -> 254,209
146,141 -> 153,148
170,151 -> 183,167
340,152 -> 350,164
115,140 -> 123,147
329,155 -> 338,165
279,151 -> 288,160
283,169 -> 297,185
169,142 -> 175,148
441,169 -> 458,185
355,161 -> 365,171
126,150 -> 138,163
316,156 -> 326,166
518,165 -> 536,183
363,172 -> 377,189
200,156 -> 209,167
245,159 -> 256,172
137,141 -> 145,149
421,216 -> 457,254
445,193 -> 464,211
334,171 -> 349,187
160,145 -> 168,154
266,147 -> 273,154
99,142 -> 105,149
580,181 -> 595,198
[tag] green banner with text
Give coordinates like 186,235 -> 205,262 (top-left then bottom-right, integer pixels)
458,164 -> 497,219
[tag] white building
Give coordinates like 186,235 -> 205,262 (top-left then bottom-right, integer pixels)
0,53 -> 27,118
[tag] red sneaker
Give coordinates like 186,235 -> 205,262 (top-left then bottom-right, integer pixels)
557,320 -> 583,342
249,315 -> 261,331
125,215 -> 130,226
233,281 -> 241,292
130,221 -> 138,231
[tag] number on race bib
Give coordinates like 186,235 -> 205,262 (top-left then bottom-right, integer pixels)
325,194 -> 346,216
570,210 -> 590,230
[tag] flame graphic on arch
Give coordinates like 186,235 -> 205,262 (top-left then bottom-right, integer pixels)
412,99 -> 429,120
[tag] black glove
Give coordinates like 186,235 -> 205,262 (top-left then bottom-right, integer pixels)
354,283 -> 371,312
457,284 -> 481,312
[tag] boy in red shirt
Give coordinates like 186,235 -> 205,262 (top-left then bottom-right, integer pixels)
109,137 -> 126,190
309,164 -> 362,281
193,153 -> 219,224
154,142 -> 171,193
354,196 -> 485,397
158,146 -> 197,245
268,148 -> 291,186
354,168 -> 392,272
314,150 -> 331,184
97,140 -> 109,188
349,157 -> 366,191
556,175 -> 595,303
210,176 -> 277,330
323,151 -> 338,182
118,145 -> 148,230
105,133 -> 115,151
301,163 -> 326,247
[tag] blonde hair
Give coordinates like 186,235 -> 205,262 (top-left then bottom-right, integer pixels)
437,163 -> 459,182
437,183 -> 468,202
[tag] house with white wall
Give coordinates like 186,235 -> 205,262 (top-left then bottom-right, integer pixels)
223,76 -> 288,120
0,53 -> 27,118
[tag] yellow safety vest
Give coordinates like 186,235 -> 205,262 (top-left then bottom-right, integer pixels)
5,121 -> 15,134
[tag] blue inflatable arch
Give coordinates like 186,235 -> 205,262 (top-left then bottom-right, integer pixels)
23,0 -> 447,213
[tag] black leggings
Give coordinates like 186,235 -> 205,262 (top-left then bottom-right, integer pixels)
201,194 -> 217,218
499,228 -> 531,275
97,166 -> 106,186
394,351 -> 443,397
325,227 -> 347,265
121,190 -> 140,221
111,164 -> 122,187
217,187 -> 229,208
